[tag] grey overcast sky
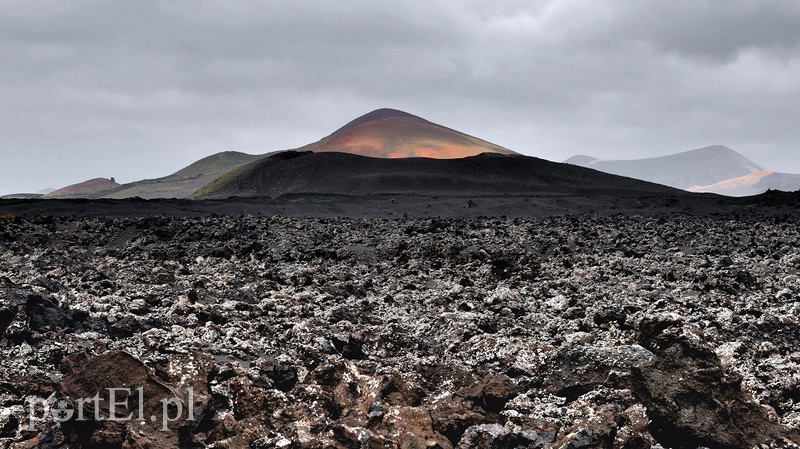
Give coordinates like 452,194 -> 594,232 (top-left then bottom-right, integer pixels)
1,0 -> 799,194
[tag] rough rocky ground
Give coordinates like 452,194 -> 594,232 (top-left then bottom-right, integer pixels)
1,213 -> 800,448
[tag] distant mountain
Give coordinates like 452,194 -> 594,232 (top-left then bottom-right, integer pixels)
563,155 -> 598,166
1,193 -> 45,199
297,108 -> 517,159
36,107 -> 517,200
689,170 -> 800,196
191,151 -> 681,199
97,151 -> 265,199
2,187 -> 55,199
45,178 -> 121,199
194,109 -> 687,199
42,151 -> 265,199
565,146 -> 763,190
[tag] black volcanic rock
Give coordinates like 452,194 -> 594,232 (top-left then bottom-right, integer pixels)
2,214 -> 800,447
25,294 -> 74,334
0,303 -> 16,340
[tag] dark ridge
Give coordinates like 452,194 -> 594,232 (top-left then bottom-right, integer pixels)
192,151 -> 685,199
267,150 -> 313,160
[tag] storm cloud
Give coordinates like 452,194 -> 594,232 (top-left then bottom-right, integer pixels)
2,0 -> 799,194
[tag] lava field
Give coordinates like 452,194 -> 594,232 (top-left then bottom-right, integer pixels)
1,214 -> 800,448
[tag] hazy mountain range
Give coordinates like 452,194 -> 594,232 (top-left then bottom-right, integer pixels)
565,146 -> 800,196
688,170 -> 800,197
3,108 -> 798,199
564,146 -> 763,190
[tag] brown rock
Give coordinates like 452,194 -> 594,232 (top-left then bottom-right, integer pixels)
57,351 -> 209,449
458,374 -> 519,413
378,406 -> 453,449
632,317 -> 795,449
429,396 -> 490,445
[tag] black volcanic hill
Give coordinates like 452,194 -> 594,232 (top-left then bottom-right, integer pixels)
192,151 -> 683,199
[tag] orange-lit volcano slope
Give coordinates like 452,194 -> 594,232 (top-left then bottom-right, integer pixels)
298,108 -> 518,159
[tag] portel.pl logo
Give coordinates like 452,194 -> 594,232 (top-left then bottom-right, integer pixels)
24,387 -> 197,432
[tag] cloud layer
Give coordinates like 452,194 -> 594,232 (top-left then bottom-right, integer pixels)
2,0 -> 799,193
